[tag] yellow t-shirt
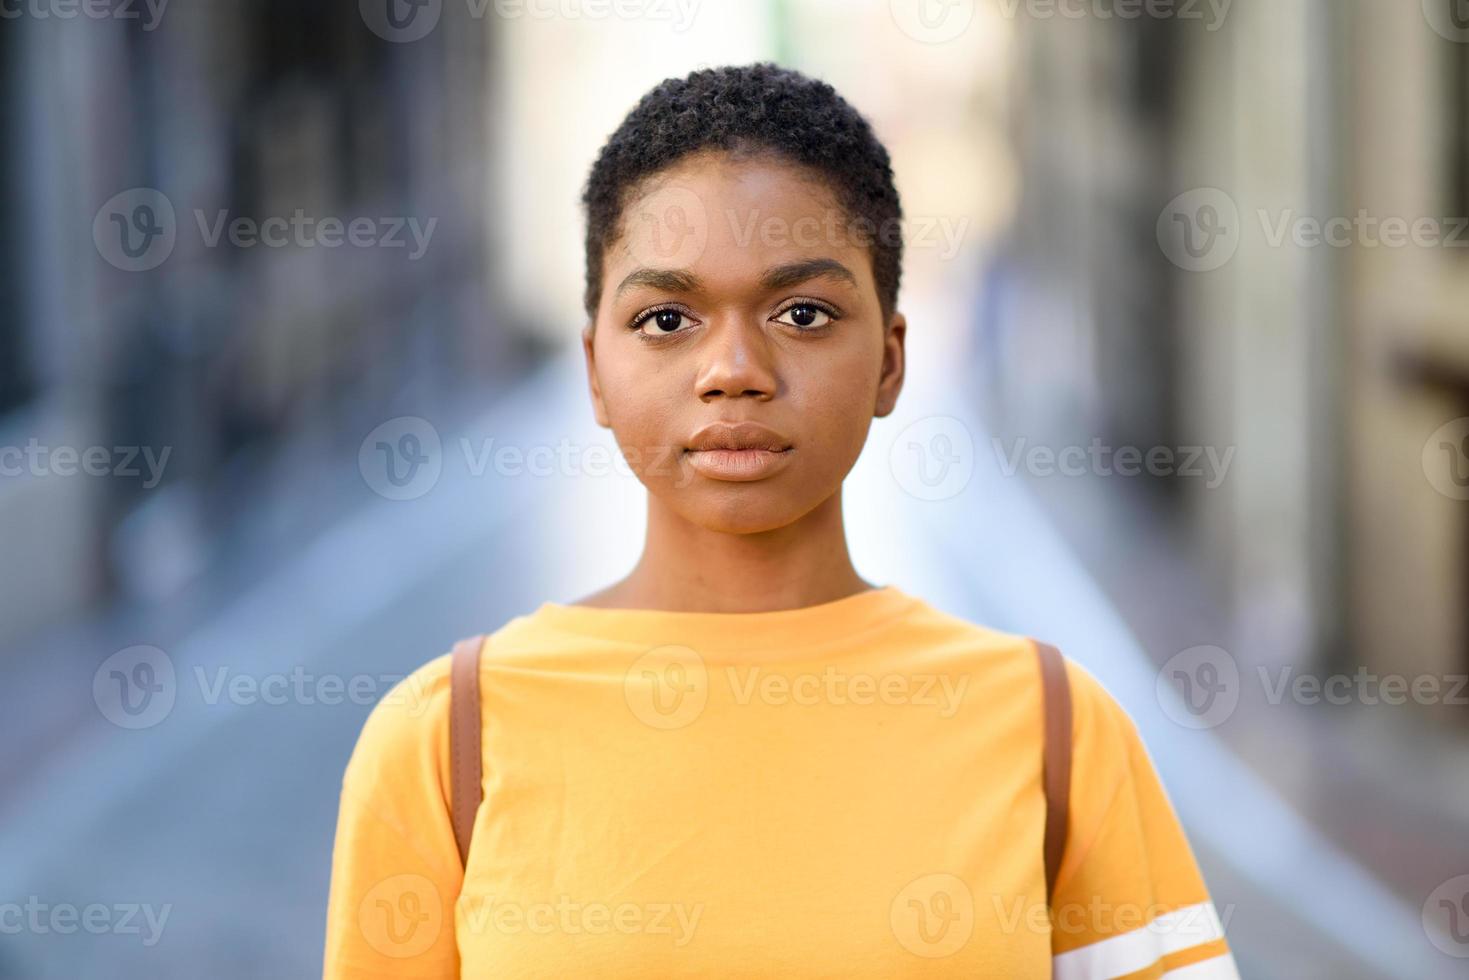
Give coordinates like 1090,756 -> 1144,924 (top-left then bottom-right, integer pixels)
322,585 -> 1238,978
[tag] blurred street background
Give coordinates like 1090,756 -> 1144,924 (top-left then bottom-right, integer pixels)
3,0 -> 1469,976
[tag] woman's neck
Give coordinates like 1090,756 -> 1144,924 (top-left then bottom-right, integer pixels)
573,490 -> 872,613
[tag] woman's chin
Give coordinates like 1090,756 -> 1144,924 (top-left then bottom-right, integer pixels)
670,493 -> 805,536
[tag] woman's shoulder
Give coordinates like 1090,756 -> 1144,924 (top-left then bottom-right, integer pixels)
901,598 -> 1140,733
328,645 -> 472,891
338,647 -> 457,800
341,614 -> 538,777
899,599 -> 1075,676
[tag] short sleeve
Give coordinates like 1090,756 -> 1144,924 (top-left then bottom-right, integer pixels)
322,652 -> 464,979
1048,661 -> 1240,980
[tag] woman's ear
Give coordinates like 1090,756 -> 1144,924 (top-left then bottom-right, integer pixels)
581,321 -> 611,428
874,311 -> 907,419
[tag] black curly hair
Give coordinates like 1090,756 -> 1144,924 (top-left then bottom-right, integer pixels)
580,62 -> 904,326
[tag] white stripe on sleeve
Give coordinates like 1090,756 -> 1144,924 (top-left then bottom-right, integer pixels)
1051,901 -> 1234,980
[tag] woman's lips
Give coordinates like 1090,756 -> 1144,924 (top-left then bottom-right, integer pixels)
682,447 -> 794,482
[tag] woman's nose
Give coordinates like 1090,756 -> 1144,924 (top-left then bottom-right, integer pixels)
694,318 -> 779,401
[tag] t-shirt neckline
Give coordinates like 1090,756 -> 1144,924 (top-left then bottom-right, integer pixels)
530,584 -> 920,660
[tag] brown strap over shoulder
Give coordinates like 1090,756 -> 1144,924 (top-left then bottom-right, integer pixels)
449,634 -> 485,868
1033,638 -> 1072,905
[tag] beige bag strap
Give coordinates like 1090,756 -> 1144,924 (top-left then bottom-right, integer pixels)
449,634 -> 486,868
1033,638 -> 1072,905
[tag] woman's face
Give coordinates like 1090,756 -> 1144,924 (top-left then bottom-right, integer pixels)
582,150 -> 906,534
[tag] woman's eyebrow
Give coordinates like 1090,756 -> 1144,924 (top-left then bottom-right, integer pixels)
759,258 -> 857,292
613,258 -> 858,300
614,267 -> 699,299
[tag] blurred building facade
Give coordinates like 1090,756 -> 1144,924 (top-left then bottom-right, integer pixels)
986,0 -> 1469,727
0,0 -> 516,647
1349,0 -> 1469,714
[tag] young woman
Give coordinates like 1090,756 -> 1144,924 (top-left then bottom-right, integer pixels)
323,63 -> 1239,979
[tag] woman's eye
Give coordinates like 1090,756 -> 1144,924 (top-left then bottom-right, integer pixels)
632,303 -> 835,338
635,308 -> 693,337
775,303 -> 834,330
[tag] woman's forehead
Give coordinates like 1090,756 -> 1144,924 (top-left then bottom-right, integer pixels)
605,156 -> 872,296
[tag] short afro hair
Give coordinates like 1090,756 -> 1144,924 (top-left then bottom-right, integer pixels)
580,62 -> 904,325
